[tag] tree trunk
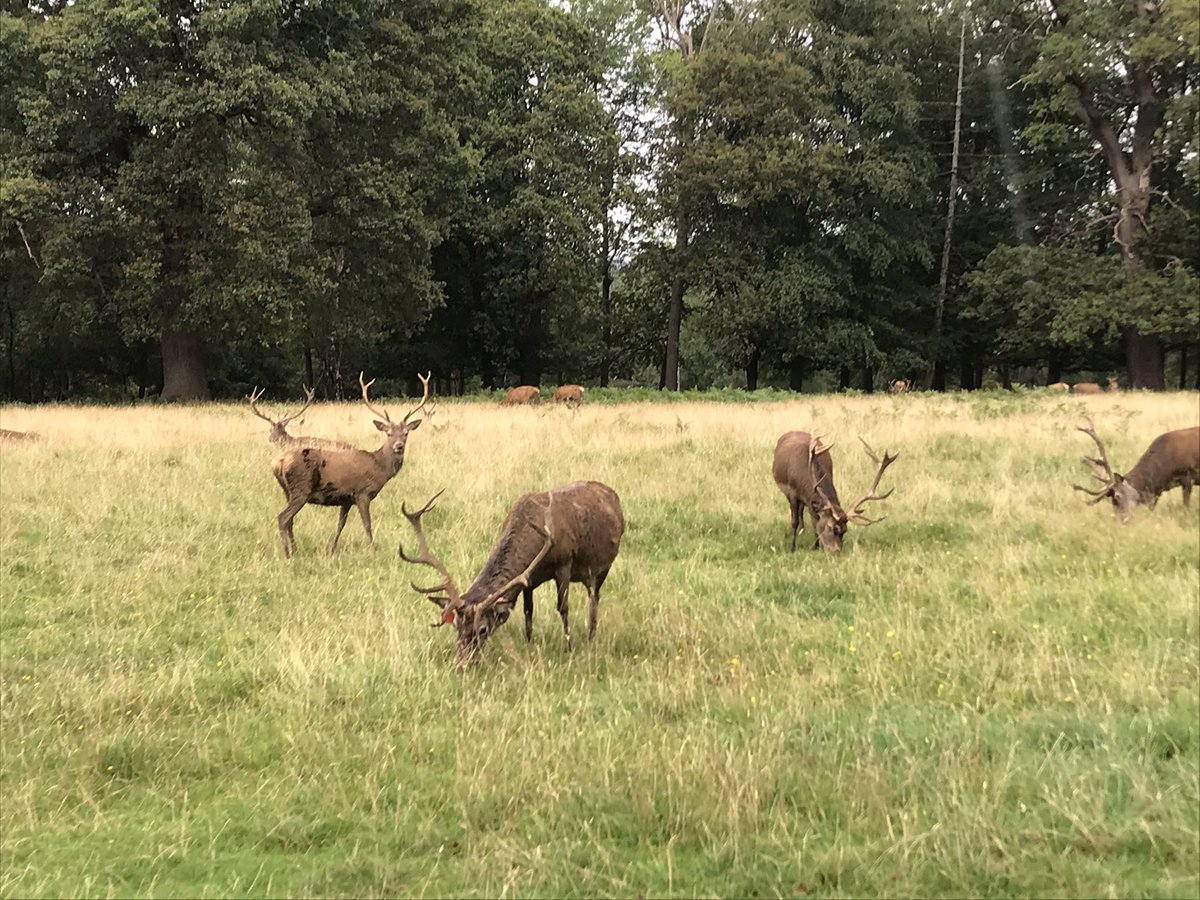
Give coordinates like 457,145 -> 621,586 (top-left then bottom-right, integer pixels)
788,357 -> 803,392
862,364 -> 875,394
304,346 -> 315,391
745,349 -> 760,391
600,270 -> 613,388
1048,357 -> 1062,385
838,366 -> 850,391
160,329 -> 209,400
663,214 -> 686,391
1179,345 -> 1188,391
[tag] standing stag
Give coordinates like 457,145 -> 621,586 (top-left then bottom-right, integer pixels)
399,481 -> 624,667
1074,418 -> 1199,523
772,432 -> 898,553
552,385 -> 585,409
888,379 -> 910,394
248,385 -> 353,450
272,372 -> 431,557
1072,382 -> 1103,395
501,386 -> 540,406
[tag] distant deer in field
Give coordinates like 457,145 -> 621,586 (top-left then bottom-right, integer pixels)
1072,382 -> 1103,395
272,372 -> 431,557
1049,382 -> 1069,393
501,386 -> 540,406
1106,377 -> 1120,392
552,385 -> 585,409
0,428 -> 41,443
399,481 -> 624,667
1074,418 -> 1199,523
888,379 -> 909,394
772,432 -> 898,553
248,385 -> 353,450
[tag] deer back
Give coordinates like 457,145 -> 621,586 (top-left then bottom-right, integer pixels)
772,431 -> 842,510
552,385 -> 585,404
501,386 -> 541,406
1072,382 -> 1102,395
464,481 -> 623,603
1124,427 -> 1200,498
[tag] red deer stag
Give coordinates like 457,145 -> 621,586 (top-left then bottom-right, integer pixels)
1074,418 -> 1199,523
399,481 -> 624,667
0,428 -> 41,443
772,432 -> 898,553
1106,376 -> 1120,392
1072,382 -> 1103,395
552,384 -> 585,409
1049,382 -> 1069,393
888,379 -> 910,394
248,385 -> 353,450
501,386 -> 540,406
272,372 -> 431,557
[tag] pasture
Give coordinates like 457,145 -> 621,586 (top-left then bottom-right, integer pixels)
1,391 -> 1198,898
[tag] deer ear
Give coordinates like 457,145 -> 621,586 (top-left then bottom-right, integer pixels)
374,420 -> 388,431
407,418 -> 422,431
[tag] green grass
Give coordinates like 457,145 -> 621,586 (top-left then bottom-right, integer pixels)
1,392 -> 1198,898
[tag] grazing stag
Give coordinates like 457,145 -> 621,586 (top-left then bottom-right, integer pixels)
272,372 -> 431,557
248,385 -> 353,450
772,432 -> 898,553
0,428 -> 41,443
399,481 -> 624,667
1072,382 -> 1103,395
501,386 -> 540,406
552,384 -> 585,409
1049,382 -> 1069,393
1074,418 -> 1199,523
888,379 -> 910,394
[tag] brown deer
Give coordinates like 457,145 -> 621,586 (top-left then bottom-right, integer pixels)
552,384 -> 585,408
1074,418 -> 1199,523
1072,382 -> 1103,395
0,428 -> 41,443
1106,376 -> 1121,392
248,385 -> 353,450
501,385 -> 540,406
399,481 -> 624,667
272,372 -> 431,557
1048,382 -> 1069,393
772,432 -> 898,553
888,379 -> 909,394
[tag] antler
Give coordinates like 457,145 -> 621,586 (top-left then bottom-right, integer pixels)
359,372 -> 391,424
403,371 -> 433,425
1073,417 -> 1119,500
474,497 -> 555,617
809,433 -> 834,464
248,385 -> 314,426
398,489 -> 464,626
846,437 -> 898,525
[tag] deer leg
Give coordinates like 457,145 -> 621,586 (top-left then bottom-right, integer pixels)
1182,478 -> 1193,507
278,498 -> 306,558
329,504 -> 351,554
789,498 -> 802,552
356,497 -> 374,547
588,569 -> 608,640
523,586 -> 534,642
555,572 -> 572,652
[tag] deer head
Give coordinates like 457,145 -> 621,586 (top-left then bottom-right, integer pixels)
359,371 -> 432,463
399,490 -> 553,667
1073,418 -> 1138,522
248,385 -> 315,443
811,436 -> 898,553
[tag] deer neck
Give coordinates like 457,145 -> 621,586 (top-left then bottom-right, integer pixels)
370,441 -> 404,477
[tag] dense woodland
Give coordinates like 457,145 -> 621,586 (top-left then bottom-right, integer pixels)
1,0 -> 1197,401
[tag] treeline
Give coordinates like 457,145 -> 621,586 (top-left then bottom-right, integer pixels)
2,0 -> 1197,401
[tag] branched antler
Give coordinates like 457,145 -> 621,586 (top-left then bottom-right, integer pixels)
398,489 -> 464,626
475,497 -> 555,617
1074,417 -> 1120,500
248,385 -> 314,427
846,438 -> 898,525
359,372 -> 391,423
404,372 -> 433,425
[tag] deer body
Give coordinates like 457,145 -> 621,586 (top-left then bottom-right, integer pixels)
552,385 -> 585,408
888,379 -> 909,394
399,481 -> 623,666
773,431 -> 897,553
0,428 -> 40,443
249,386 -> 352,450
1075,421 -> 1199,522
273,373 -> 430,557
1072,382 -> 1102,395
501,386 -> 540,405
1049,382 -> 1069,392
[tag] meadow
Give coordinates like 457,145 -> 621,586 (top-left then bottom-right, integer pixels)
1,390 -> 1197,898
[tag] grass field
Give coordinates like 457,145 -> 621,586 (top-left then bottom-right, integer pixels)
1,390 -> 1198,898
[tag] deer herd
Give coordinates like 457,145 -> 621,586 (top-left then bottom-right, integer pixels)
244,375 -> 1199,666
